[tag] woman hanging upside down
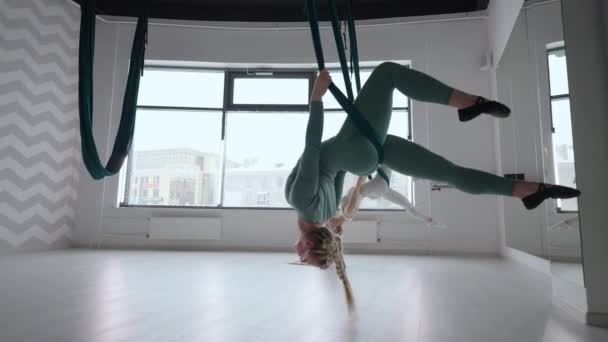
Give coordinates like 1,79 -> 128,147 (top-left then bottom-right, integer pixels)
286,62 -> 581,312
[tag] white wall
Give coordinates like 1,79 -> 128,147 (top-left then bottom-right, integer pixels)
562,0 -> 608,323
496,0 -> 580,259
74,13 -> 505,254
488,0 -> 525,65
0,0 -> 80,254
495,10 -> 539,256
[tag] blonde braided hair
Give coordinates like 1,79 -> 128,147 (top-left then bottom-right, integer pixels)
308,226 -> 356,315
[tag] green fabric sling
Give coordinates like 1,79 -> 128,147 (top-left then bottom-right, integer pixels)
327,0 -> 355,103
78,0 -> 148,180
306,0 -> 389,185
345,0 -> 361,93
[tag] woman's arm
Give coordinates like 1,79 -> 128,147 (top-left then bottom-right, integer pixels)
288,71 -> 332,207
341,177 -> 366,219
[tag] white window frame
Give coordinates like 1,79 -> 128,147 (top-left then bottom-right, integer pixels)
122,65 -> 413,210
546,46 -> 577,213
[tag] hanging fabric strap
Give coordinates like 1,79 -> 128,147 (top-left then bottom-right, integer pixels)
306,0 -> 389,186
327,0 -> 354,102
79,0 -> 148,180
345,0 -> 361,93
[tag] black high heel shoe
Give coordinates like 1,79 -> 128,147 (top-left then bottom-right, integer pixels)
458,97 -> 511,122
522,183 -> 581,210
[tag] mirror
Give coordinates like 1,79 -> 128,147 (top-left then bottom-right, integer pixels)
496,0 -> 583,287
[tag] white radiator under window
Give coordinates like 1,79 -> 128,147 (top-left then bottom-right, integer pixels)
148,217 -> 221,240
341,220 -> 378,244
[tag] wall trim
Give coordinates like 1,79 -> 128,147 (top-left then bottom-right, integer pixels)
70,244 -> 499,258
72,240 -> 499,257
505,248 -> 591,324
94,12 -> 488,30
504,246 -> 551,275
552,273 -> 588,323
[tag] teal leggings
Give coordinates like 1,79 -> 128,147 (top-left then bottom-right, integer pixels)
331,62 -> 514,196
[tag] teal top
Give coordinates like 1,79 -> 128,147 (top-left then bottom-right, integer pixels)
285,101 -> 346,224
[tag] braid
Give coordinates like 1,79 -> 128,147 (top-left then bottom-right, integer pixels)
330,234 -> 356,315
310,227 -> 356,315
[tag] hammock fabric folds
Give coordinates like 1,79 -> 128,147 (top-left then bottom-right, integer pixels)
78,0 -> 148,180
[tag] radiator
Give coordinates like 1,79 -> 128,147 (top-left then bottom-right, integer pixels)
341,220 -> 378,243
147,217 -> 221,240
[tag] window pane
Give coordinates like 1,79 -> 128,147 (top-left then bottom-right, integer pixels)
324,69 -> 409,109
223,110 -> 411,208
388,110 -> 410,138
224,112 -> 308,207
232,78 -> 309,105
137,69 -> 224,108
322,110 -> 409,142
322,112 -> 347,141
126,109 -> 223,206
548,50 -> 570,96
551,98 -> 578,211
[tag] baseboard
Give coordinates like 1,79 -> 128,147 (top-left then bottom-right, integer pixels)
71,241 -> 499,259
503,247 -> 590,321
552,274 -> 588,323
503,247 -> 551,275
586,312 -> 608,328
548,255 -> 583,263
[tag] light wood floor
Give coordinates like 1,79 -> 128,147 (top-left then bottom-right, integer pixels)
1,250 -> 606,342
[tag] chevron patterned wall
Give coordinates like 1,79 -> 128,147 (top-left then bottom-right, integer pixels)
0,0 -> 80,253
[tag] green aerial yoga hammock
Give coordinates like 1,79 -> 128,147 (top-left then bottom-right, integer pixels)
306,0 -> 389,185
78,0 -> 148,180
345,0 -> 361,93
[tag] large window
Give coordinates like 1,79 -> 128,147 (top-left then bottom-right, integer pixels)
124,68 -> 224,207
547,47 -> 577,212
123,65 -> 412,209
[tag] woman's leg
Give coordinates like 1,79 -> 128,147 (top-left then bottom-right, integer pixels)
344,62 -> 457,141
382,135 -> 515,196
383,134 -> 580,208
357,62 -> 456,105
356,61 -> 490,109
349,62 -> 509,136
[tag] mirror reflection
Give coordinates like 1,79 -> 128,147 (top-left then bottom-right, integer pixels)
496,0 -> 582,287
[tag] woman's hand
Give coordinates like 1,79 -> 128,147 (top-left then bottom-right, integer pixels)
311,70 -> 332,102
